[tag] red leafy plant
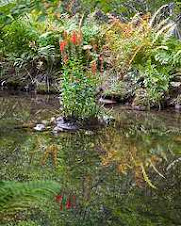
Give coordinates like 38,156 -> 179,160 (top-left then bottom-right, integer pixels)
55,194 -> 76,210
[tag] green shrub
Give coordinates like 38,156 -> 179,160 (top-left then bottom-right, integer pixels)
104,5 -> 181,108
59,30 -> 101,121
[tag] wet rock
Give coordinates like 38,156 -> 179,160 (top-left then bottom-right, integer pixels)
50,117 -> 56,124
56,122 -> 79,131
53,116 -> 80,132
132,105 -> 146,111
172,75 -> 181,82
56,116 -> 64,123
170,82 -> 181,88
175,104 -> 181,110
103,81 -> 133,103
34,124 -> 46,131
53,126 -> 64,134
99,97 -> 117,105
170,95 -> 181,110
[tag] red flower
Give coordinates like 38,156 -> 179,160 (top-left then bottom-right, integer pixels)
59,41 -> 67,52
70,31 -> 78,45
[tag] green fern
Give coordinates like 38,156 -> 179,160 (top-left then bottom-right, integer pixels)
0,180 -> 60,217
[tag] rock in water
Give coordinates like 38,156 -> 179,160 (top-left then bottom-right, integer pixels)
34,124 -> 46,131
56,122 -> 79,131
56,116 -> 64,123
175,104 -> 181,110
99,97 -> 117,105
53,126 -> 64,134
170,82 -> 181,88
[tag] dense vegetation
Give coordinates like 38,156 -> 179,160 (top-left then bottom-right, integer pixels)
0,0 -> 181,115
0,1 -> 181,225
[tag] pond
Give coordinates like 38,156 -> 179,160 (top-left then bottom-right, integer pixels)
0,91 -> 181,226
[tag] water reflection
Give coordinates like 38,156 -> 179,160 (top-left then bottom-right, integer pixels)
0,93 -> 181,225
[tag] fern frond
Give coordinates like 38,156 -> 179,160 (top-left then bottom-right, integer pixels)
149,4 -> 172,27
0,180 -> 60,216
140,164 -> 157,189
152,22 -> 175,44
149,160 -> 165,179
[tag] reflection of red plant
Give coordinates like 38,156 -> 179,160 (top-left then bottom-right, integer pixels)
66,198 -> 71,209
91,61 -> 97,75
56,195 -> 63,202
59,41 -> 67,52
55,195 -> 76,211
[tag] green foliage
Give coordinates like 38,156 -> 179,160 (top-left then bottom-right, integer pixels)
62,60 -> 100,120
0,12 -> 61,90
0,180 -> 60,220
78,0 -> 175,16
1,19 -> 38,57
0,1 -> 181,107
104,4 -> 181,108
59,29 -> 101,120
138,60 -> 172,107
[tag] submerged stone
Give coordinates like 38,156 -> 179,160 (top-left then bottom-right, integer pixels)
33,124 -> 46,131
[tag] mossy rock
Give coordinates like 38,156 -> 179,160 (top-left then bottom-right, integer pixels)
36,83 -> 59,94
104,81 -> 133,103
132,88 -> 150,110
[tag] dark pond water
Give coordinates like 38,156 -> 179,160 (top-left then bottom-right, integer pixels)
0,92 -> 181,226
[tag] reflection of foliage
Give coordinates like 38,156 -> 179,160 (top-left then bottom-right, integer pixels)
0,97 -> 30,123
99,127 -> 169,188
0,94 -> 181,225
41,144 -> 59,167
0,180 -> 60,221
